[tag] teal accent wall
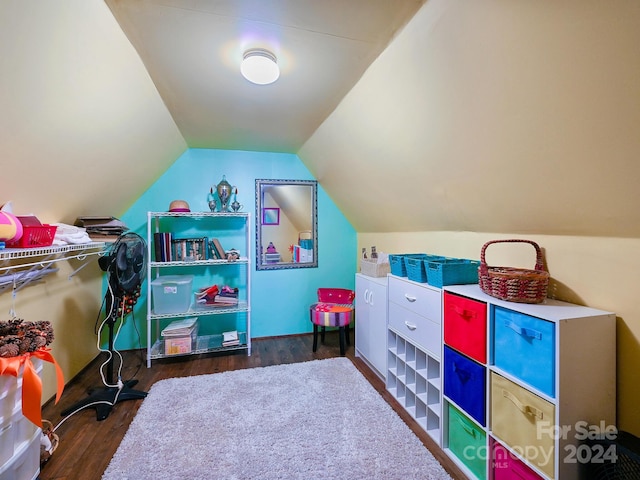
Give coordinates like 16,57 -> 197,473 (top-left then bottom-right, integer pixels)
114,148 -> 356,350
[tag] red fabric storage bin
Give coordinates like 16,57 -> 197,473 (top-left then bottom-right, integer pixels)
443,292 -> 487,363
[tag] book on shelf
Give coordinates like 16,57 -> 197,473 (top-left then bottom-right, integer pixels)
207,240 -> 219,259
211,238 -> 226,259
213,295 -> 238,305
222,330 -> 240,347
195,284 -> 239,307
74,216 -> 129,238
153,232 -> 173,262
161,317 -> 198,337
171,237 -> 208,261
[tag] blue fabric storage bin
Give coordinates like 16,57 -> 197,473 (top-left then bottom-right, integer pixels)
444,345 -> 486,426
492,306 -> 556,397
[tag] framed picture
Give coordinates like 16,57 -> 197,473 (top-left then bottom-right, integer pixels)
262,207 -> 280,225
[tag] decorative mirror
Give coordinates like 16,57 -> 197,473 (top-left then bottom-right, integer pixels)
255,179 -> 318,270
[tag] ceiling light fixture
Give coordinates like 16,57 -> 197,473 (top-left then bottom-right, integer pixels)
241,48 -> 280,85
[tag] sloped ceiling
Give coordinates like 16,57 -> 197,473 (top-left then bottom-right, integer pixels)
0,1 -> 187,223
2,0 -> 639,240
300,0 -> 640,237
106,0 -> 640,238
105,0 -> 426,153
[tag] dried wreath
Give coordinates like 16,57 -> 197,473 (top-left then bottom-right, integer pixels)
0,318 -> 55,358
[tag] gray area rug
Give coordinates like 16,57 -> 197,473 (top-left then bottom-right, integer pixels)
102,358 -> 452,480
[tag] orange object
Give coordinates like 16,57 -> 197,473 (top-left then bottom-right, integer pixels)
0,347 -> 64,428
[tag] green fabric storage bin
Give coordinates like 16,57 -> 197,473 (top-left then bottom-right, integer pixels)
447,402 -> 486,480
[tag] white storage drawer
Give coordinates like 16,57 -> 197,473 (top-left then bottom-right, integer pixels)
0,359 -> 42,421
0,405 -> 38,468
0,359 -> 42,470
0,428 -> 40,480
389,276 -> 441,324
389,301 -> 441,357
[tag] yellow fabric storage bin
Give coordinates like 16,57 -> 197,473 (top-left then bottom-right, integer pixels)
490,373 -> 555,479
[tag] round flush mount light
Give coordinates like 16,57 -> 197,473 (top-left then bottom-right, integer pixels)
241,48 -> 280,85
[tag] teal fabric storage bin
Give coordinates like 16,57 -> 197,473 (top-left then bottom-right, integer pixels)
406,254 -> 446,283
492,306 -> 555,397
444,346 -> 486,426
426,258 -> 479,288
447,403 -> 486,480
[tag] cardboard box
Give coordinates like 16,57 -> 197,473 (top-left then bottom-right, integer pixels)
163,325 -> 198,355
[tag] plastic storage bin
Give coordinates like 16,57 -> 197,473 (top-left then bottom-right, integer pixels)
0,359 -> 42,469
151,275 -> 194,314
0,405 -> 38,467
6,225 -> 57,248
0,428 -> 40,480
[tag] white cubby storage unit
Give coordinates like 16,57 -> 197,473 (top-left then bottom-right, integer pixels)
441,284 -> 616,480
386,275 -> 443,446
146,211 -> 251,367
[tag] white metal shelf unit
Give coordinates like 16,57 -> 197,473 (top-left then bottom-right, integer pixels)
0,242 -> 107,293
145,211 -> 251,367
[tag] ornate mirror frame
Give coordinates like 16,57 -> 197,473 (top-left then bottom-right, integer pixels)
255,179 -> 318,270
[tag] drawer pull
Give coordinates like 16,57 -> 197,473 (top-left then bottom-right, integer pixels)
404,321 -> 417,331
455,417 -> 477,438
452,306 -> 476,319
404,294 -> 417,303
504,320 -> 542,340
502,389 -> 543,420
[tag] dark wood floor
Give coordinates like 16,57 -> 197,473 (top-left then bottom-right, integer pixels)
39,333 -> 466,480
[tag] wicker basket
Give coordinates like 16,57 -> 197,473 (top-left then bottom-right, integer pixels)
478,239 -> 549,304
360,259 -> 390,278
40,419 -> 59,466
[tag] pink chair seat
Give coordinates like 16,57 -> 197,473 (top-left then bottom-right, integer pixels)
310,302 -> 353,327
310,288 -> 355,355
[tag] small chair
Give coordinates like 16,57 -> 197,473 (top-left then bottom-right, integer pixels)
309,288 -> 355,356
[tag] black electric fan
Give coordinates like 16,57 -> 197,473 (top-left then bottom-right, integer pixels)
61,232 -> 148,421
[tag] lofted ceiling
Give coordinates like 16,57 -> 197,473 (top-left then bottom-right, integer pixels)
105,0 -> 426,153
